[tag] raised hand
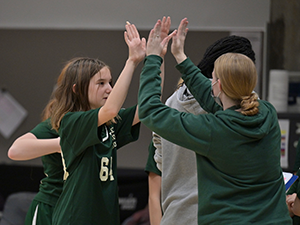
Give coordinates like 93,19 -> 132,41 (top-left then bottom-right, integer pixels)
124,22 -> 146,66
146,18 -> 176,57
171,18 -> 189,64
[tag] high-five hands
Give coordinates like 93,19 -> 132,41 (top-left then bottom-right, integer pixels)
146,17 -> 176,57
146,17 -> 189,64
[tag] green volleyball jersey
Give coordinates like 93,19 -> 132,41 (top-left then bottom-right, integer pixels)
52,106 -> 140,225
30,118 -> 63,206
138,55 -> 292,225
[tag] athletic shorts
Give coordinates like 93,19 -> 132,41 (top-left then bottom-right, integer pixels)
25,199 -> 53,225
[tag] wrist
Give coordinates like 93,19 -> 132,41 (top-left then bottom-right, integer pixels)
175,53 -> 187,64
146,52 -> 160,57
126,58 -> 140,68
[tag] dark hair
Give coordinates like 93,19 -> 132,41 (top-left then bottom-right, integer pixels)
197,35 -> 256,78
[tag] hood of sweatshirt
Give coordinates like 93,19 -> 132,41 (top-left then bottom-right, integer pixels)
165,83 -> 206,115
215,99 -> 278,140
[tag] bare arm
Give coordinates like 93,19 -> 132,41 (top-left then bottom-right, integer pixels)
98,23 -> 146,126
8,132 -> 61,161
294,195 -> 300,217
148,172 -> 162,225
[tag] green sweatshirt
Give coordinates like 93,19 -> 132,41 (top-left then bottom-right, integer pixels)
138,55 -> 292,225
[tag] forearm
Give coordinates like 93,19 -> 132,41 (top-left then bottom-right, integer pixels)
173,52 -> 187,65
98,59 -> 137,125
294,195 -> 300,216
8,133 -> 60,160
148,172 -> 162,225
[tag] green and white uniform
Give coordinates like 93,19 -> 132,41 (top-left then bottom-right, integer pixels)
52,106 -> 140,225
25,119 -> 62,225
138,55 -> 292,225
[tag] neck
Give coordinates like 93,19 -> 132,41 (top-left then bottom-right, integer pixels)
220,93 -> 239,110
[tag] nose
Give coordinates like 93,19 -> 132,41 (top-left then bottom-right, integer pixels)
106,84 -> 112,93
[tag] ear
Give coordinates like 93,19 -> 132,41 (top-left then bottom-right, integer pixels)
218,79 -> 222,92
72,84 -> 76,93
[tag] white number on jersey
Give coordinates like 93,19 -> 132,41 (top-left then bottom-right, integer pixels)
99,157 -> 114,181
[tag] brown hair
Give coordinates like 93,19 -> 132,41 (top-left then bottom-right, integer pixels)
214,53 -> 259,116
50,57 -> 110,131
176,77 -> 184,90
41,65 -> 69,121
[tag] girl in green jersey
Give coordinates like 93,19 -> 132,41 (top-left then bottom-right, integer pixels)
49,23 -> 145,225
8,77 -> 63,225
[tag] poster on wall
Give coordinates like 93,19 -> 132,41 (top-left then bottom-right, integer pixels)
279,119 -> 290,168
0,90 -> 27,139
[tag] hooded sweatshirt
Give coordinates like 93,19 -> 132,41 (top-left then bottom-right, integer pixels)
138,55 -> 292,225
153,83 -> 205,225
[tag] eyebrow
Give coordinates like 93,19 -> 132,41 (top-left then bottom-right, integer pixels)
97,78 -> 112,83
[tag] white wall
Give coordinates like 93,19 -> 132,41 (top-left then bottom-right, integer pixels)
0,0 -> 270,31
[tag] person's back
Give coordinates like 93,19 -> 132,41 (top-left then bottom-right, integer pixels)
179,53 -> 290,224
193,98 -> 286,224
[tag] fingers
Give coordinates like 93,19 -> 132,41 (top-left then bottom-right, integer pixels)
286,194 -> 297,205
161,16 -> 171,33
162,30 -> 176,46
160,17 -> 171,41
124,31 -> 129,44
148,19 -> 162,41
125,21 -> 139,41
177,18 -> 189,36
141,37 -> 146,49
153,20 -> 162,37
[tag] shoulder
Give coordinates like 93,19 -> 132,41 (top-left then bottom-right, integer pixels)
60,109 -> 100,134
258,100 -> 277,115
63,109 -> 100,121
30,118 -> 58,138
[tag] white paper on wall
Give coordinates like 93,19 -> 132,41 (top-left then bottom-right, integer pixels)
0,90 -> 27,139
